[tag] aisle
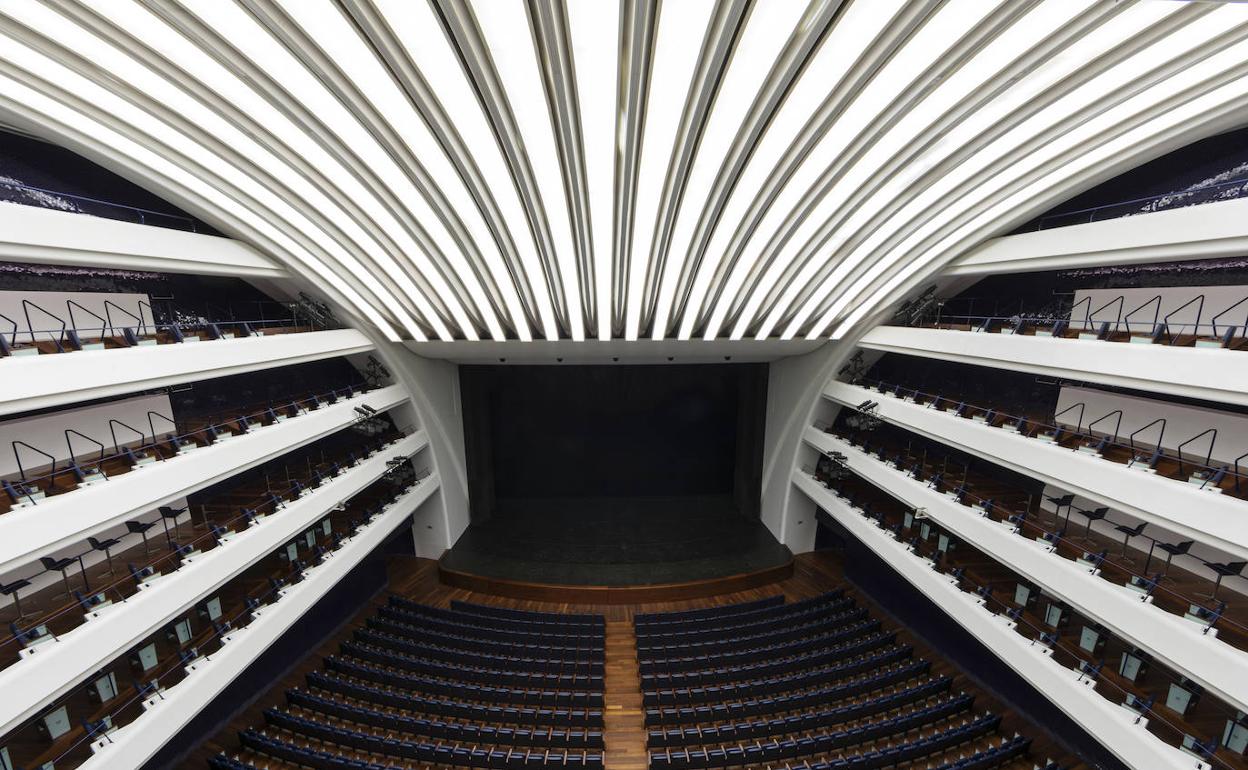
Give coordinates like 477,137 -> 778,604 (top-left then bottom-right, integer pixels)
603,620 -> 647,770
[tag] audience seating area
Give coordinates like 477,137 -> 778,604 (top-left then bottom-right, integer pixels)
638,595 -> 1041,770
208,600 -> 607,770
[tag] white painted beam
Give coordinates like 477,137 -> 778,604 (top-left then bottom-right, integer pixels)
946,197 -> 1248,276
0,201 -> 286,278
803,428 -> 1248,717
0,385 -> 409,576
858,325 -> 1248,407
0,430 -> 428,736
0,328 -> 374,417
75,472 -> 440,770
822,381 -> 1248,561
792,471 -> 1204,770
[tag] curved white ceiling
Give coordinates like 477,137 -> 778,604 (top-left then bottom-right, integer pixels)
0,0 -> 1247,344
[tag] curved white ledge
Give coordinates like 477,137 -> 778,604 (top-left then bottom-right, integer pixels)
858,326 -> 1248,408
0,201 -> 286,278
822,380 -> 1248,561
947,197 -> 1248,276
0,429 -> 428,736
0,328 -> 375,417
75,472 -> 440,770
803,428 -> 1248,717
792,471 -> 1204,770
0,385 -> 409,576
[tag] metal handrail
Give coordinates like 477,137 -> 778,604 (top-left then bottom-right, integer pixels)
107,419 -> 148,454
1236,451 -> 1248,496
1160,294 -> 1205,341
1052,402 -> 1085,434
20,299 -> 66,350
1122,295 -> 1161,336
0,179 -> 198,229
12,440 -> 56,482
1175,428 -> 1217,476
64,429 -> 106,466
1034,175 -> 1248,228
0,312 -> 15,345
103,299 -> 144,338
65,300 -> 107,341
1128,418 -> 1166,459
1085,295 -> 1124,333
1085,409 -> 1124,443
147,411 -> 178,446
1210,295 -> 1248,339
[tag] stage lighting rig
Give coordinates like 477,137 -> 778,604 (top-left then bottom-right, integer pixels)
364,355 -> 392,388
822,450 -> 851,482
837,351 -> 868,384
892,285 -> 941,327
845,400 -> 882,432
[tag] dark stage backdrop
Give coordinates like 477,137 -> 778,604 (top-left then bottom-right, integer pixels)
459,364 -> 768,521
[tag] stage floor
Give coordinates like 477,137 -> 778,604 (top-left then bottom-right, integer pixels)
440,500 -> 792,586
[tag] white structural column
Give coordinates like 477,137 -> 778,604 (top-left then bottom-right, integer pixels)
0,328 -> 375,417
946,197 -> 1248,276
76,472 -> 441,770
858,325 -> 1248,407
0,203 -> 286,278
0,385 -> 410,575
0,430 -> 428,736
822,381 -> 1248,560
791,471 -> 1203,770
803,427 -> 1248,717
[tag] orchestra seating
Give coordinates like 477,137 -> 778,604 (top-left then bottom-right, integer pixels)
209,599 -> 606,770
638,594 -> 1039,770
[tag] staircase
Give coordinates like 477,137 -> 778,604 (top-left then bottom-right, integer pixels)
604,620 -> 647,770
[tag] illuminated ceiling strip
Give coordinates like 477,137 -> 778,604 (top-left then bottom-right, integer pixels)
642,0 -> 750,341
0,9 -> 419,340
0,53 -> 407,341
800,3 -> 1242,339
382,0 -> 560,340
754,0 -> 1057,340
718,0 -> 938,339
731,0 -> 1000,341
669,0 -> 846,341
625,0 -> 716,341
650,0 -> 807,340
80,0 -> 452,338
689,0 -> 909,341
169,0 -> 475,340
471,0 -> 585,341
566,0 -> 621,341
277,0 -> 519,341
832,68 -> 1248,341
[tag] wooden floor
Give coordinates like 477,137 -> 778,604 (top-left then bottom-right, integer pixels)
187,550 -> 1087,770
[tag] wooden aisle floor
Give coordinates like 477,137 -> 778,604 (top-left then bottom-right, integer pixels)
187,551 -> 1086,770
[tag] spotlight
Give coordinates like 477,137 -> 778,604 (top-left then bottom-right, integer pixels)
845,400 -> 882,432
353,405 -> 377,418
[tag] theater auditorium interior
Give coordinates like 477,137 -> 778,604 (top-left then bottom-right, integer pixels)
1,2 -> 1248,770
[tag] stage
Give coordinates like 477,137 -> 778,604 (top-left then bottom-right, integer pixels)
439,498 -> 793,600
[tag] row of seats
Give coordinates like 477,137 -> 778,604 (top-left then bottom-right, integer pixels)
642,628 -> 896,691
306,670 -> 604,727
643,643 -> 912,707
341,638 -> 601,689
378,604 -> 604,650
284,689 -> 605,748
636,594 -> 852,647
369,612 -> 603,660
647,675 -> 954,746
634,594 -> 786,626
639,610 -> 874,674
644,660 -> 935,726
637,598 -> 860,656
244,723 -> 605,770
649,710 -> 996,770
351,626 -> 604,673
328,650 -> 604,706
389,596 -> 605,635
452,599 -> 604,626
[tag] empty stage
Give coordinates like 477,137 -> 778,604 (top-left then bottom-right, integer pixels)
439,499 -> 793,601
